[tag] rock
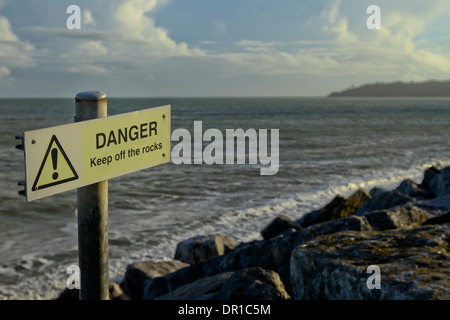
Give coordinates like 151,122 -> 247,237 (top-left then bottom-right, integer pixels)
221,235 -> 241,253
109,282 -> 130,300
413,192 -> 450,214
290,224 -> 450,299
355,188 -> 413,216
155,272 -> 234,300
364,204 -> 432,231
217,267 -> 290,300
155,268 -> 290,300
394,179 -> 429,199
422,212 -> 450,225
142,213 -> 378,300
297,195 -> 346,227
143,230 -> 307,299
297,190 -> 372,227
306,215 -> 373,236
442,167 -> 450,189
336,188 -> 372,219
174,234 -> 239,265
420,166 -> 446,197
123,260 -> 189,300
261,215 -> 302,240
296,190 -> 371,228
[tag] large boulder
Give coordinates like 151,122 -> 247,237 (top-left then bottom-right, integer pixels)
109,282 -> 130,300
336,188 -> 372,219
306,215 -> 373,237
154,271 -> 234,300
261,215 -> 302,240
154,268 -> 290,300
363,204 -> 432,231
297,196 -> 346,227
441,167 -> 450,189
123,260 -> 189,300
414,192 -> 450,214
297,189 -> 372,227
290,223 -> 450,300
221,235 -> 240,252
420,166 -> 446,197
393,179 -> 429,199
174,234 -> 239,265
216,267 -> 290,300
355,188 -> 413,216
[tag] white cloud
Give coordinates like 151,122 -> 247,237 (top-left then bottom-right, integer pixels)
360,6 -> 450,77
199,41 -> 218,45
17,0 -> 204,79
79,40 -> 108,56
0,16 -> 36,80
216,0 -> 450,84
236,40 -> 278,52
321,0 -> 358,44
67,63 -> 109,75
83,9 -> 96,27
0,16 -> 17,41
57,40 -> 109,75
22,1 -> 203,58
23,26 -> 123,42
113,0 -> 202,57
216,48 -> 339,77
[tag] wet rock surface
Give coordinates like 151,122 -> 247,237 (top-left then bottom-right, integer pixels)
290,224 -> 449,300
174,234 -> 239,265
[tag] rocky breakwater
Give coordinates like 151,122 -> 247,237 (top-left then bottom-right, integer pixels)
58,166 -> 450,300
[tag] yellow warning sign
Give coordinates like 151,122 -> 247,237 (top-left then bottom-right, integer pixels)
23,105 -> 171,202
32,135 -> 78,191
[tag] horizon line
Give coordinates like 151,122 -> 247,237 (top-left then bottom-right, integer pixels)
0,95 -> 327,99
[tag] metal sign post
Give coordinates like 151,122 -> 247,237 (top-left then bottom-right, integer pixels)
75,91 -> 109,300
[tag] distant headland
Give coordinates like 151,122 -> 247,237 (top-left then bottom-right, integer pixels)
328,80 -> 450,97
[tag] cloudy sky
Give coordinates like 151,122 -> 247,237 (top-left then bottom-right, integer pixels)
1,0 -> 450,98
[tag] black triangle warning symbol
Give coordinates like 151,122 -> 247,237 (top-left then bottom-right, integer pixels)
32,135 -> 78,191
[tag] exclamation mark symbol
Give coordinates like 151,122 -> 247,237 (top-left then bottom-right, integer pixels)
52,148 -> 59,180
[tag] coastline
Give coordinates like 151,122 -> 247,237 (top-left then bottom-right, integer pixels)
58,165 -> 450,300
328,80 -> 450,97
